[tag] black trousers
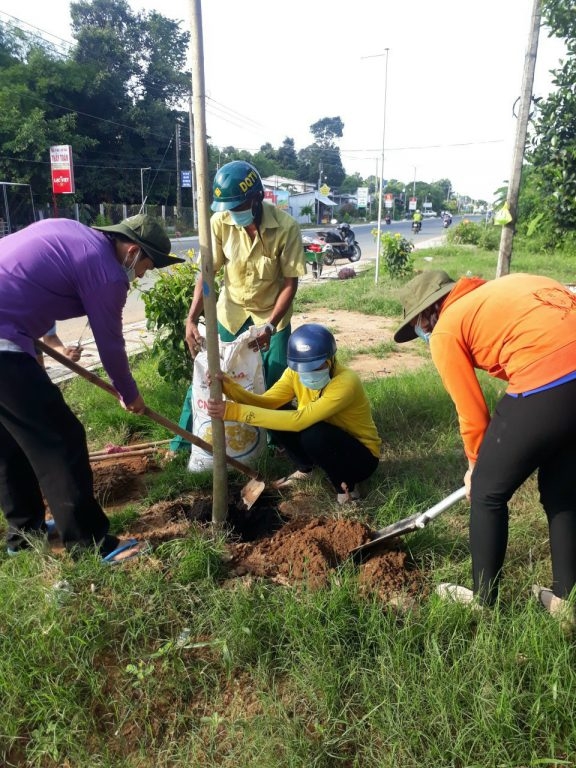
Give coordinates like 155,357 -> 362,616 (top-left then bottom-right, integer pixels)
270,421 -> 379,492
0,352 -> 117,554
470,378 -> 576,604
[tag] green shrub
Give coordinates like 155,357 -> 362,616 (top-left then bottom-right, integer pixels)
93,212 -> 112,227
141,254 -> 201,385
477,224 -> 501,251
372,230 -> 414,278
447,220 -> 482,245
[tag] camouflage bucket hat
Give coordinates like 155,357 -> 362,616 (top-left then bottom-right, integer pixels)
394,270 -> 456,343
93,213 -> 184,268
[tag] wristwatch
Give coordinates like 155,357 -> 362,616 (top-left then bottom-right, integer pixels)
264,322 -> 277,336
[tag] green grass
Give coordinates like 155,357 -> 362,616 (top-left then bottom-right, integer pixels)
1,238 -> 576,766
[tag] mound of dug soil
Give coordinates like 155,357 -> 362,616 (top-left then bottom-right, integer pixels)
119,479 -> 425,603
92,455 -> 158,504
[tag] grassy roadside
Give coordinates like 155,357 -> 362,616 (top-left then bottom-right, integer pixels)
1,243 -> 576,767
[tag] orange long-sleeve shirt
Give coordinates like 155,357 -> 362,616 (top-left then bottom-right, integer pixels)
430,273 -> 576,462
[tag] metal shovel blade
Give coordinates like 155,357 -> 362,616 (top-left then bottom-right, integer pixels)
350,486 -> 467,557
240,478 -> 266,510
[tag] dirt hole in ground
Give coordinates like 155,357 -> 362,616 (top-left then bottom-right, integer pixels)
83,311 -> 429,605
97,457 -> 426,605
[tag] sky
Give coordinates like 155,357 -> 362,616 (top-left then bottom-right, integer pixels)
0,0 -> 568,202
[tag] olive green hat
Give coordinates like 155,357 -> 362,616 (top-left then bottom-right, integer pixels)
394,270 -> 456,343
92,213 -> 184,268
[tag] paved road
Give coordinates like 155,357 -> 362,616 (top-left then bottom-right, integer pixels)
54,217 -> 450,347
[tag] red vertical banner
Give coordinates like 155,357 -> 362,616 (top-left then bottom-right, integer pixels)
50,145 -> 75,194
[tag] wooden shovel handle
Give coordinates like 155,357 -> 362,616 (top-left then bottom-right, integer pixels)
36,339 -> 260,480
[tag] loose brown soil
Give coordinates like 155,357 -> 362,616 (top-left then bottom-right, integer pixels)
84,310 -> 428,603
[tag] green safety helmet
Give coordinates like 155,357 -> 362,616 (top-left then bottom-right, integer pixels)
211,161 -> 264,212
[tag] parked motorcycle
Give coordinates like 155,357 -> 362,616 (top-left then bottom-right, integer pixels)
315,222 -> 361,264
412,220 -> 422,234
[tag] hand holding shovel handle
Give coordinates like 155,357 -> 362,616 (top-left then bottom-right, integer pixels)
36,340 -> 261,481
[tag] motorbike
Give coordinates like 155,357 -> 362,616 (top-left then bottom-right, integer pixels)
314,222 -> 362,265
443,216 -> 452,229
412,219 -> 422,234
385,215 -> 391,225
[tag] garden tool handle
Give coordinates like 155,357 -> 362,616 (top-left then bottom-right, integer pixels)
414,486 -> 467,528
36,340 -> 260,481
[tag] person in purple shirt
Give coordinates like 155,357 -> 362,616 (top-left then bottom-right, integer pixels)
0,214 -> 183,562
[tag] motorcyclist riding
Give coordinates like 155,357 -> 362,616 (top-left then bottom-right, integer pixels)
412,209 -> 423,232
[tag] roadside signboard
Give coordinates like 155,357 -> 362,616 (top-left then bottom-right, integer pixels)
356,187 -> 369,208
181,170 -> 192,188
384,193 -> 394,209
50,145 -> 75,194
409,197 -> 417,211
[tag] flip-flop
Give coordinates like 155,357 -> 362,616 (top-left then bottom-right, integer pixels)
102,538 -> 149,565
272,470 -> 312,489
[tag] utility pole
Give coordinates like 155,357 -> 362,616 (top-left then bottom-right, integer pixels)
496,0 -> 541,277
316,161 -> 323,225
189,0 -> 228,524
188,93 -> 198,231
361,50 -> 390,282
175,119 -> 182,218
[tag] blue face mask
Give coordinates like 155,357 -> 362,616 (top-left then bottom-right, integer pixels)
299,368 -> 331,390
229,208 -> 254,227
414,324 -> 431,344
122,249 -> 141,282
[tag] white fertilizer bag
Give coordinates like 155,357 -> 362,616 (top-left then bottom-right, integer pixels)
188,329 -> 266,472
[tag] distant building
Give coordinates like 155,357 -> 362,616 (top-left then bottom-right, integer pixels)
288,191 -> 337,225
261,175 -> 315,195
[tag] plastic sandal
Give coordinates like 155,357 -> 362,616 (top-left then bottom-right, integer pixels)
102,538 -> 148,565
272,470 -> 312,489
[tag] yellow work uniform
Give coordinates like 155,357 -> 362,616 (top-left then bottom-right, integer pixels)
212,202 -> 306,334
221,361 -> 382,459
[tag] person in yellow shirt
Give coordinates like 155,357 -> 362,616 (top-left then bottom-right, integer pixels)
395,269 -> 576,627
206,324 -> 381,504
170,161 -> 306,453
187,160 -> 306,383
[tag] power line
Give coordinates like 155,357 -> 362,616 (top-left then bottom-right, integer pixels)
0,12 -> 73,57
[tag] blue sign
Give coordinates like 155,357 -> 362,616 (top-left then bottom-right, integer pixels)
181,170 -> 192,188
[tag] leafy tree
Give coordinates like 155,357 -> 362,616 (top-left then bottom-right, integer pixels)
296,116 -> 346,190
526,0 -> 576,232
309,116 -> 344,146
339,172 -> 365,194
276,137 -> 298,174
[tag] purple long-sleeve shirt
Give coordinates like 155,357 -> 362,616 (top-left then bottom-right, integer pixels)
0,218 -> 138,403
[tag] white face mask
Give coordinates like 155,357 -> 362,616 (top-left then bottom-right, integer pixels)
122,248 -> 141,282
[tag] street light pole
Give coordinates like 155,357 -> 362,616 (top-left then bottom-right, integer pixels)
362,48 -> 390,284
140,167 -> 151,211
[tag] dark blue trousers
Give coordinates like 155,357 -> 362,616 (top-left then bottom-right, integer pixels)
0,352 -> 117,554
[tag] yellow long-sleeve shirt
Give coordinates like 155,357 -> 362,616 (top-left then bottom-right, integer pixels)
221,361 -> 382,459
430,273 -> 576,462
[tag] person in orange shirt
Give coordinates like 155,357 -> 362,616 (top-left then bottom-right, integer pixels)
395,270 -> 576,626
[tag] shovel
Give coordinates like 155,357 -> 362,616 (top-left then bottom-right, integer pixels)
37,340 -> 266,510
350,486 -> 467,557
